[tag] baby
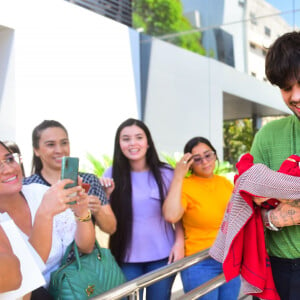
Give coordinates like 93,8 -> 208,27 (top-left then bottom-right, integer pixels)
235,153 -> 300,209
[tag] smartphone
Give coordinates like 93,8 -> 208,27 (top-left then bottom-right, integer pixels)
61,156 -> 79,203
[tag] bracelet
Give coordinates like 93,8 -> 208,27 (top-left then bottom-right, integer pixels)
265,210 -> 281,231
75,210 -> 92,222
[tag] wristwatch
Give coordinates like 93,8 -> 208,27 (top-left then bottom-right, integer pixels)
264,210 -> 281,231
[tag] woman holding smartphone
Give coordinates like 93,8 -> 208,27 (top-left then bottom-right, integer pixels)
23,120 -> 116,235
163,137 -> 241,300
100,118 -> 184,300
0,140 -> 95,296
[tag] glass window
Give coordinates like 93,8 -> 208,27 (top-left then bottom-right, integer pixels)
264,26 -> 271,37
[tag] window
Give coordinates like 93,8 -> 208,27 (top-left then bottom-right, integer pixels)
264,26 -> 271,37
250,12 -> 257,25
238,0 -> 245,7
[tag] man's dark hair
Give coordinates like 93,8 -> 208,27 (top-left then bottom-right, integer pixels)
265,31 -> 300,89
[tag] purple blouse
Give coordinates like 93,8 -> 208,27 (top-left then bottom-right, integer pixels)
104,166 -> 175,262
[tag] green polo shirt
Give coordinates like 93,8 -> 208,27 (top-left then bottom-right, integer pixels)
251,115 -> 300,258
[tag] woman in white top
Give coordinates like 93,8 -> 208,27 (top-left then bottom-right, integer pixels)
0,140 -> 95,298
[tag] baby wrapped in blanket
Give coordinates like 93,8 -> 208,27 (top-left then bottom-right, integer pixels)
209,153 -> 300,300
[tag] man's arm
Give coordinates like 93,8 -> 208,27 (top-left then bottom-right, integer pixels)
268,201 -> 300,228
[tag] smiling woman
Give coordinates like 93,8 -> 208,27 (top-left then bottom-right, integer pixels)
99,118 -> 184,300
23,120 -> 117,235
0,140 -> 95,298
118,123 -> 149,169
163,136 -> 241,299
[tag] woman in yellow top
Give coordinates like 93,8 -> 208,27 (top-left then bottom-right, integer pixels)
163,137 -> 240,300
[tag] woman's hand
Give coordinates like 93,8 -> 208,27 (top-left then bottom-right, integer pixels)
173,153 -> 194,180
163,154 -> 193,223
71,188 -> 90,218
88,195 -> 117,234
99,177 -> 115,199
168,221 -> 185,264
30,179 -> 85,262
88,195 -> 101,214
168,242 -> 185,264
39,179 -> 84,218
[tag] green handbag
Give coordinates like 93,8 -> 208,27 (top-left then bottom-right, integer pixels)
48,240 -> 126,299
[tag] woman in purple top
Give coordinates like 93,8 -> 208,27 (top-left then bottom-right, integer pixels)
100,118 -> 184,300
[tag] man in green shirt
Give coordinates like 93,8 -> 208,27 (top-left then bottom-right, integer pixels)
251,31 -> 300,299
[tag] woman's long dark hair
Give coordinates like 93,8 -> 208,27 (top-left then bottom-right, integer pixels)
109,118 -> 170,263
31,120 -> 68,174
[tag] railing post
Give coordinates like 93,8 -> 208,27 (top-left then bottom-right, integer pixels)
128,289 -> 139,300
177,273 -> 226,300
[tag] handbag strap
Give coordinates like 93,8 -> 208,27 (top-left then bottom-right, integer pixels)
67,239 -> 103,271
60,241 -> 76,265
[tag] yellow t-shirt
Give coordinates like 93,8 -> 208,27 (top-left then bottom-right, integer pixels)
181,174 -> 233,256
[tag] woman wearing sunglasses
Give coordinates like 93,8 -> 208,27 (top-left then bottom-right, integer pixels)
0,141 -> 95,298
163,137 -> 240,300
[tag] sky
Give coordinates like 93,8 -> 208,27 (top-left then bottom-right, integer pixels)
265,0 -> 300,28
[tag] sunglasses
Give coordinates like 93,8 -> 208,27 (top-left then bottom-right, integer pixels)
190,151 -> 216,164
0,153 -> 21,173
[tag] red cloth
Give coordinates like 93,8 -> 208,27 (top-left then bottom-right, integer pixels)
210,161 -> 300,300
218,154 -> 300,299
222,189 -> 280,300
235,153 -> 300,209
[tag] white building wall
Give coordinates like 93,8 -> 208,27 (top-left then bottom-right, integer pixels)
0,0 -> 140,173
0,0 -> 291,172
144,39 -> 211,154
144,38 -> 289,159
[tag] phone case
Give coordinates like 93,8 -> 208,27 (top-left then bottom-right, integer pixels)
61,156 -> 79,189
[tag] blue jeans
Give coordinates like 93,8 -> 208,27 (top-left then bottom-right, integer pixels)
181,257 -> 241,300
121,258 -> 175,300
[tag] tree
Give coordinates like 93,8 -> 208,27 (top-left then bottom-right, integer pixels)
223,119 -> 254,166
132,0 -> 206,55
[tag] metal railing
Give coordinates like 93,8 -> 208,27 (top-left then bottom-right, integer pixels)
65,0 -> 132,27
178,273 -> 226,300
95,249 -> 215,299
94,248 -> 250,300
